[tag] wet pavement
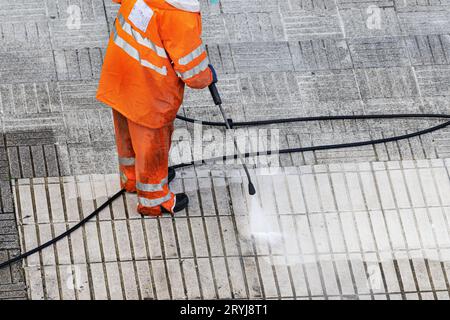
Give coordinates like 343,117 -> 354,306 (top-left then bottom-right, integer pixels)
1,0 -> 450,299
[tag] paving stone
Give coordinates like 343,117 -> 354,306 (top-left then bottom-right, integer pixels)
0,51 -> 56,84
349,37 -> 411,68
415,65 -> 450,96
55,48 -> 105,81
231,42 -> 294,72
0,181 -> 14,213
355,67 -> 419,100
338,0 -> 395,9
203,12 -> 285,44
47,0 -> 109,49
397,6 -> 450,35
290,39 -> 352,71
221,0 -> 280,13
406,34 -> 450,66
282,10 -> 343,41
0,1 -> 47,24
0,82 -> 62,117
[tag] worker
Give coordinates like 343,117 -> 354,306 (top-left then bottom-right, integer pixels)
96,0 -> 217,216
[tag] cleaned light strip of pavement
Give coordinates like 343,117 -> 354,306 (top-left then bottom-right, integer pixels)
12,159 -> 450,300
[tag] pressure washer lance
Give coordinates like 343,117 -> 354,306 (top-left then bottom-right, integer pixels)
208,82 -> 256,196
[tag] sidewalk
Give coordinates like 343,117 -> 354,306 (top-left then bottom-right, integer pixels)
1,0 -> 450,300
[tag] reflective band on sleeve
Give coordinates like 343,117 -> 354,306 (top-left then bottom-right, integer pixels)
176,56 -> 209,80
112,23 -> 168,76
118,14 -> 167,58
136,177 -> 168,192
138,193 -> 172,208
178,44 -> 205,65
119,157 -> 135,166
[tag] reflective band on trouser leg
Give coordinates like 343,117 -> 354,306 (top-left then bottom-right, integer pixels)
119,162 -> 137,192
120,171 -> 128,183
176,56 -> 209,80
137,177 -> 168,192
117,13 -> 167,58
113,110 -> 136,192
128,120 -> 173,215
178,44 -> 205,65
119,163 -> 137,192
112,21 -> 168,76
119,157 -> 135,166
138,193 -> 172,208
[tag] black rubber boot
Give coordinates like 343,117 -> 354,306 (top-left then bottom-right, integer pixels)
168,167 -> 176,183
161,193 -> 189,214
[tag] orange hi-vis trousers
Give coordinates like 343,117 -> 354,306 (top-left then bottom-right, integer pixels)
113,110 -> 175,216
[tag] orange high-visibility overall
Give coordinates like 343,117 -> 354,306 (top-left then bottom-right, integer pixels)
97,0 -> 213,215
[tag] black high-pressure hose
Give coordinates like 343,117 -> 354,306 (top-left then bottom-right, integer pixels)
1,112 -> 449,270
176,113 -> 450,127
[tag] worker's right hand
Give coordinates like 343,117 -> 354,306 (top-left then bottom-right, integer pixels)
209,64 -> 218,84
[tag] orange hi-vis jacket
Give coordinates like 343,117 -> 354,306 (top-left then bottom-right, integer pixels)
97,0 -> 213,129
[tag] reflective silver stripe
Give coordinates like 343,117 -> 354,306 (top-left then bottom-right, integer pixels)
137,177 -> 168,192
177,56 -> 209,80
113,23 -> 168,76
138,193 -> 172,208
119,157 -> 135,166
117,14 -> 167,58
179,44 -> 205,65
